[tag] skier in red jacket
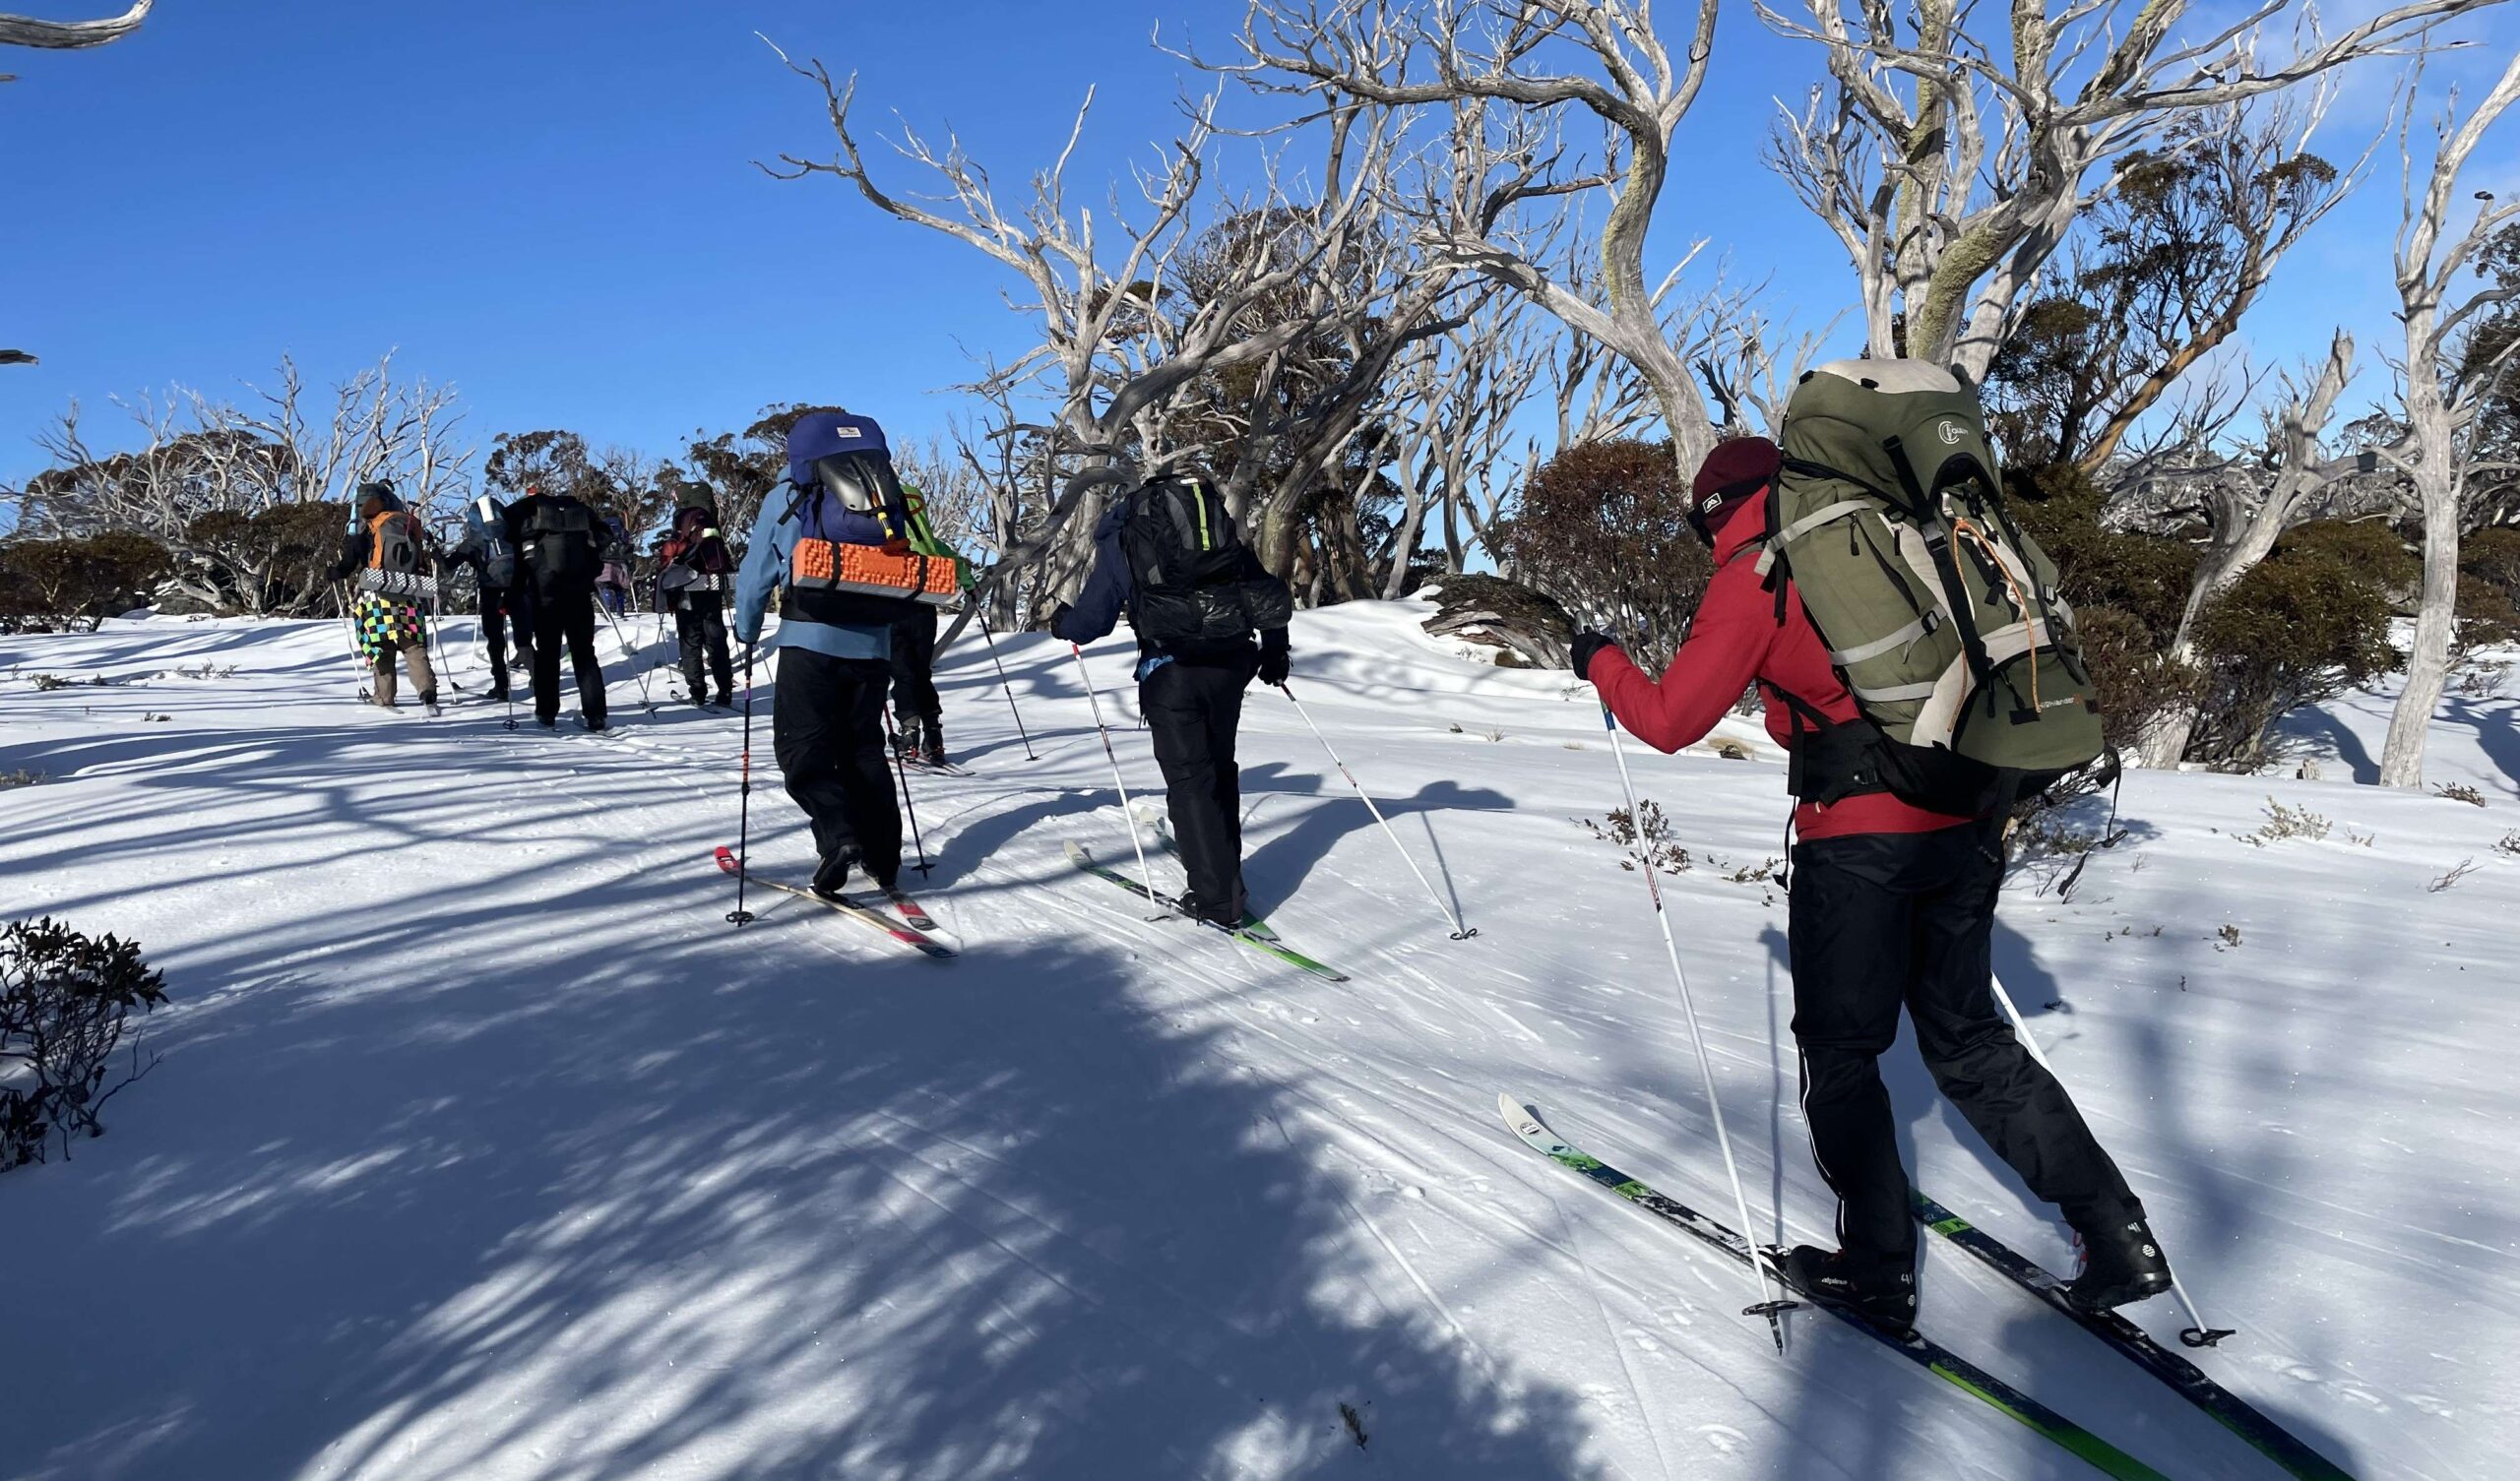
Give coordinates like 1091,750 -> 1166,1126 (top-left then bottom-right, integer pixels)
1571,437 -> 2169,1330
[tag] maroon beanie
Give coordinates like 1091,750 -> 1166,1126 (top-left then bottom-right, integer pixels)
1689,436 -> 1781,537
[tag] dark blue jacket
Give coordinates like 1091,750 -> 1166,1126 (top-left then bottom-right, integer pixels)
1048,501 -> 1136,647
1050,498 -> 1289,671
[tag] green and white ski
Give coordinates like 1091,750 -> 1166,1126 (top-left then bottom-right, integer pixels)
1500,1094 -> 2170,1481
1914,1193 -> 2351,1480
1064,841 -> 1342,981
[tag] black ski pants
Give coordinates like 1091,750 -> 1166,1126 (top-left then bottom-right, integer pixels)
530,586 -> 607,727
889,605 -> 941,724
482,584 -> 531,694
772,648 -> 902,886
1789,824 -> 2140,1270
1142,657 -> 1255,919
674,593 -> 733,702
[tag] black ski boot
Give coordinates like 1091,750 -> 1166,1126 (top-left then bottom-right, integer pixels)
1775,1245 -> 1917,1334
1175,892 -> 1239,931
918,717 -> 945,768
2069,1217 -> 2174,1311
811,847 -> 863,900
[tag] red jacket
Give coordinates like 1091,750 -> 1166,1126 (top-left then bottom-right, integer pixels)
1590,487 -> 1975,840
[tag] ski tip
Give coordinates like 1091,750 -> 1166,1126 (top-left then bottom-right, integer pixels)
1496,1092 -> 1545,1138
714,845 -> 740,877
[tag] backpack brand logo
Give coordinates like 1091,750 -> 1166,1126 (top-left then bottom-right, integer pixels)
1936,419 -> 1965,445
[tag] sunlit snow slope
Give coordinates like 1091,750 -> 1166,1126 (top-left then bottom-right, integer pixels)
2,600 -> 2514,1481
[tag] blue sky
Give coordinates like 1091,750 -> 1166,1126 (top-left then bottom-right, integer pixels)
2,1 -> 2512,499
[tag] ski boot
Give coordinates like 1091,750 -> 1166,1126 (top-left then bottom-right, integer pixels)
1176,891 -> 1240,932
2069,1217 -> 2174,1311
812,847 -> 864,901
918,718 -> 945,768
1774,1245 -> 1917,1334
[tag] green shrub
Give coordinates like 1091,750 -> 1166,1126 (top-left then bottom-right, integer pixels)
2280,519 -> 2420,597
1502,438 -> 1711,673
0,533 -> 171,632
2006,462 -> 2194,646
1,917 -> 168,1170
2069,602 -> 2206,757
182,500 -> 351,615
2186,541 -> 2400,767
2459,527 -> 2520,648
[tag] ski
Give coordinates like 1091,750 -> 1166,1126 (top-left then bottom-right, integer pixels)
1131,818 -> 1280,938
1064,841 -> 1342,981
1500,1096 -> 2170,1481
713,846 -> 956,959
1913,1193 -> 2352,1481
884,890 -> 940,932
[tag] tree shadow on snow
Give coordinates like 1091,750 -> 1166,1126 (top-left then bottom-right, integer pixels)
1,800 -> 1608,1478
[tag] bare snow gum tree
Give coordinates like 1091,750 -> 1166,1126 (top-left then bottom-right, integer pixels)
1761,0 -> 2508,380
1234,1 -> 1733,477
2376,45 -> 2520,788
760,34 -> 1468,635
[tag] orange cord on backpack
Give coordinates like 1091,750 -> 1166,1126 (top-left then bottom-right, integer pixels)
1952,517 -> 2039,712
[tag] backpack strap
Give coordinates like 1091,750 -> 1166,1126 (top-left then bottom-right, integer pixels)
1828,612 -> 1938,667
1883,436 -> 1998,716
1759,680 -> 1890,807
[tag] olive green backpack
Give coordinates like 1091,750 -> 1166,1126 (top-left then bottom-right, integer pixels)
1756,359 -> 2102,813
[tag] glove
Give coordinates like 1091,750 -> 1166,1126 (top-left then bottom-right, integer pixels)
1045,602 -> 1075,640
1570,631 -> 1618,684
1257,632 -> 1291,687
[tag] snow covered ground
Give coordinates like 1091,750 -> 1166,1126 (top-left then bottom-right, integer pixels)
2,599 -> 2514,1481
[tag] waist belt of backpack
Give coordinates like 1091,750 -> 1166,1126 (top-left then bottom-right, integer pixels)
1762,682 -> 1891,807
358,570 -> 438,599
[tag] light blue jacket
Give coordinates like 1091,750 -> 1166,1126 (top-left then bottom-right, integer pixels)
731,484 -> 893,661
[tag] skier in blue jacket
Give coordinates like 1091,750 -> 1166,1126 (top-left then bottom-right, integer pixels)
1050,474 -> 1292,928
732,410 -> 923,897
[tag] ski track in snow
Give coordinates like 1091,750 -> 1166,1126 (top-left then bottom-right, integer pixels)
3,603 -> 2516,1481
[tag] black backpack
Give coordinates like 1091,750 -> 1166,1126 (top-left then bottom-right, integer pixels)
1119,475 -> 1292,653
522,496 -> 601,586
368,511 -> 428,575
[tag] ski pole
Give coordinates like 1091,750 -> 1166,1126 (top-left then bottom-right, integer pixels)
1277,681 -> 1475,940
1986,977 -> 2236,1348
495,600 -> 520,731
727,643 -> 758,927
1601,700 -> 1793,1352
424,584 -> 464,696
976,610 -> 1039,761
1069,642 -> 1161,917
597,603 -> 656,711
333,581 -> 373,704
883,702 -> 931,879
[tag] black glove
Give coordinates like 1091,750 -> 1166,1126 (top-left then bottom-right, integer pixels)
1045,602 -> 1074,640
1570,631 -> 1617,684
1257,631 -> 1291,687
